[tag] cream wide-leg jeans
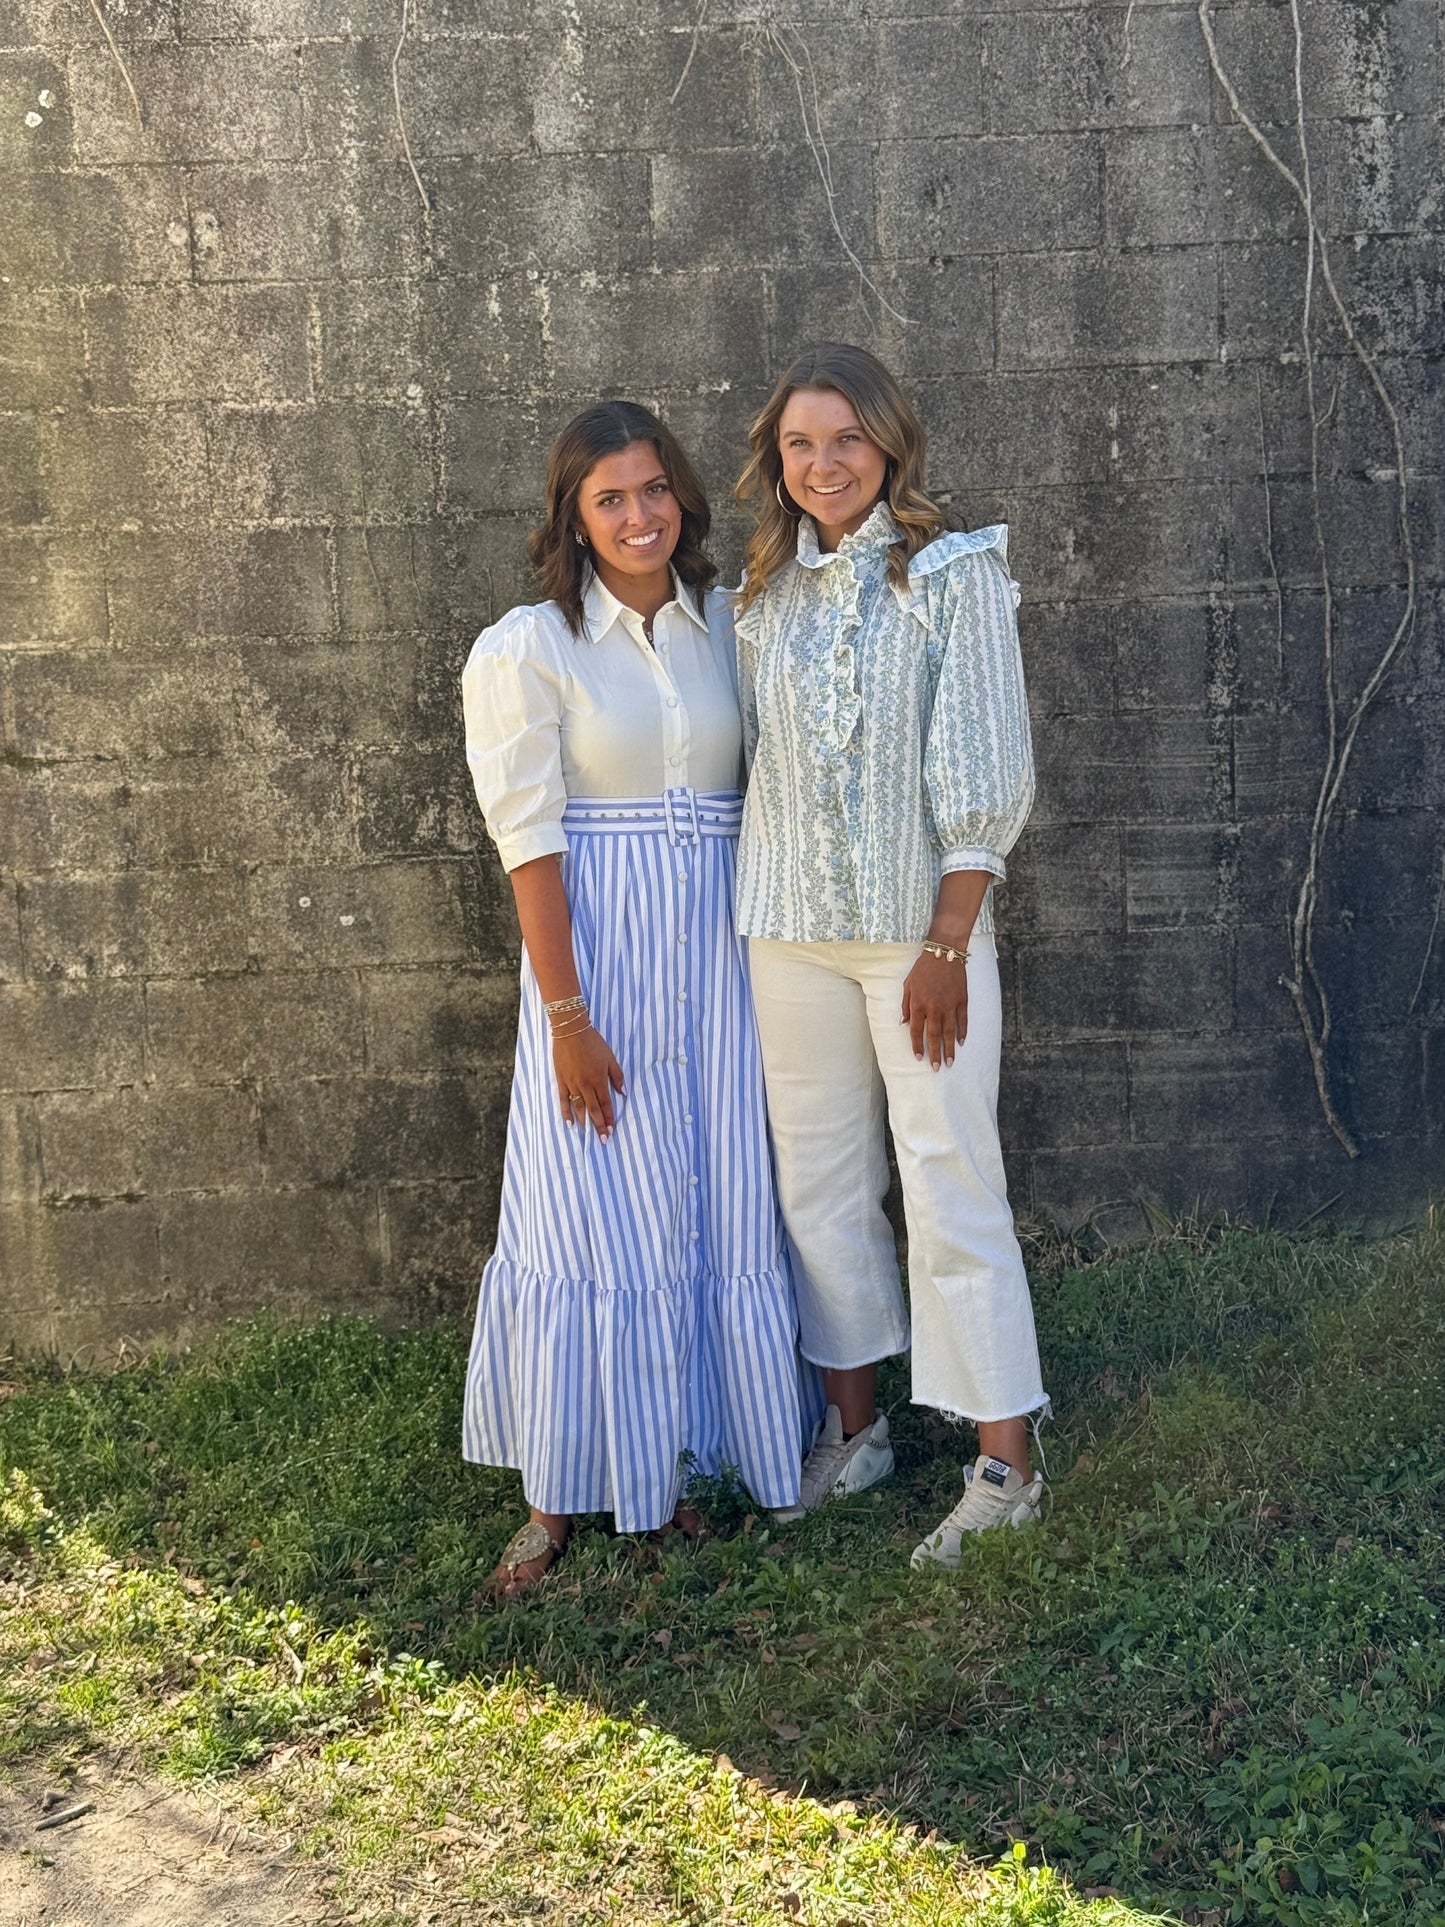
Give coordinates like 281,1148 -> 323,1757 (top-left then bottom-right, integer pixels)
747,935 -> 1047,1424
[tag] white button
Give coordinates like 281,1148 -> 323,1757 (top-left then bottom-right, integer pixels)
667,697 -> 678,708
677,932 -> 688,944
688,1231 -> 699,1244
677,989 -> 688,1003
677,872 -> 688,884
688,1174 -> 698,1187
677,1053 -> 688,1066
683,1113 -> 694,1126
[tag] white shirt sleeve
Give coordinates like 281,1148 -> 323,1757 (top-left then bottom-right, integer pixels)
460,609 -> 570,873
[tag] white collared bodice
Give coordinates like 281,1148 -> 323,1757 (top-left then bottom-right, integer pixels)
462,573 -> 743,872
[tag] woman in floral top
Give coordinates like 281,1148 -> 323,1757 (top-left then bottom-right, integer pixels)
734,342 -> 1048,1567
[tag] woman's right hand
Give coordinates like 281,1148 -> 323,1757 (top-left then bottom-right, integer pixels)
553,1027 -> 625,1140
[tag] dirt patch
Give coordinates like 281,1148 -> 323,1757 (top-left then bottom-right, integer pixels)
0,1757 -> 341,1926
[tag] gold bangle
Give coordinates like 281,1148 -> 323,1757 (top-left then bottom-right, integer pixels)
920,939 -> 970,966
543,993 -> 587,1017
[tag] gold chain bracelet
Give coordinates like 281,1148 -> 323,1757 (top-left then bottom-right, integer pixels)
920,939 -> 971,967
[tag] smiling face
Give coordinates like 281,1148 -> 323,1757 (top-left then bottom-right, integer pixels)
777,386 -> 890,546
573,439 -> 683,603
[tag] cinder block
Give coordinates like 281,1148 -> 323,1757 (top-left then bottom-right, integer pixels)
0,168 -> 190,286
334,518 -> 531,636
20,869 -> 250,979
0,535 -> 104,646
1,0 -> 175,46
1033,712 -> 1223,826
771,260 -> 992,384
1233,704 -> 1330,820
0,1199 -> 162,1332
546,272 -> 766,391
997,1041 -> 1131,1152
1008,484 -> 1228,600
380,1178 -> 495,1318
0,291 -> 85,407
356,749 -> 478,859
1107,127 -> 1299,250
430,154 -> 651,277
10,649 -> 237,761
86,285 -> 312,405
0,885 -> 20,981
132,758 -> 355,868
1321,114 -> 1444,239
246,859 -> 491,970
190,163 -> 423,282
877,17 -> 983,136
301,35 -> 532,158
39,1084 -> 262,1197
438,397 -> 575,517
1125,823 -> 1238,931
146,971 -> 367,1082
987,7 -> 1207,135
0,981 -> 144,1091
0,1097 -> 41,1205
1017,930 -> 1232,1038
69,47 -> 305,166
106,528 -> 333,641
0,415 -> 48,525
45,408 -> 210,527
1206,0 -> 1438,127
1005,824 -> 1123,935
418,274 -> 548,400
995,248 -> 1219,369
182,0 -> 397,37
318,280 -> 425,399
159,1188 -> 383,1312
1128,1031 -> 1317,1145
532,23 -> 751,154
236,639 -> 424,756
0,765 -> 134,875
0,53 -> 71,166
877,136 -> 1100,257
362,967 -> 517,1075
655,144 -> 875,272
261,1073 -> 483,1184
208,403 -> 433,524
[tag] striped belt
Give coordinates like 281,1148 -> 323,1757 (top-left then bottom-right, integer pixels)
562,789 -> 743,847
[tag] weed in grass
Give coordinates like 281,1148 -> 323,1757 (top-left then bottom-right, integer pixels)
1,1219 -> 1442,1925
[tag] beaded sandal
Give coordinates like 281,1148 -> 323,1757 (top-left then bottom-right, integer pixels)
492,1519 -> 566,1598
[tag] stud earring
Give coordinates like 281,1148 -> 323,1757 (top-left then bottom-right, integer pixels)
574,529 -> 588,547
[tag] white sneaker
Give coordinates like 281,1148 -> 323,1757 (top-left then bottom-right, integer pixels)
910,1452 -> 1044,1568
772,1405 -> 895,1522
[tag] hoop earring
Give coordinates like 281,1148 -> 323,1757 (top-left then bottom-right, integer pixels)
775,477 -> 795,516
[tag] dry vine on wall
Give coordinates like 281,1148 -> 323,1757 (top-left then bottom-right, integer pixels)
1199,0 -> 1418,1158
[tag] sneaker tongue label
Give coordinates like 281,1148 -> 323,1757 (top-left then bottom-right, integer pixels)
981,1457 -> 1012,1488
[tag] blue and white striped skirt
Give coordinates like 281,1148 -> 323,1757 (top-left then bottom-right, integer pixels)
463,789 -> 820,1532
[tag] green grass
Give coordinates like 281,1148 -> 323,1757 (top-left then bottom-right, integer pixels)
1,1216 -> 1442,1925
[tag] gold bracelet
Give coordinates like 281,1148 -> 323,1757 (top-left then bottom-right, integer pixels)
920,939 -> 970,966
550,1019 -> 593,1041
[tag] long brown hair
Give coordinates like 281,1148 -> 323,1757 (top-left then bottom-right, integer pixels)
528,401 -> 717,636
735,343 -> 954,610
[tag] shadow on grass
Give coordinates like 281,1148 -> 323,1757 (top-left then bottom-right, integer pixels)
2,1217 -> 1443,1925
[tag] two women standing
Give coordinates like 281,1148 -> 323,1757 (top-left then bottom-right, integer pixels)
461,348 -> 1047,1597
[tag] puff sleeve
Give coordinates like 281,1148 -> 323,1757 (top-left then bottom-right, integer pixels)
460,609 -> 569,873
922,540 -> 1035,881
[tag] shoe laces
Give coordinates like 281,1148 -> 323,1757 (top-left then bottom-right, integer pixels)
935,1466 -> 1018,1535
798,1435 -> 852,1506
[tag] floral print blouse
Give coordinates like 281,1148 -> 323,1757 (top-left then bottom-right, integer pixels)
734,503 -> 1034,944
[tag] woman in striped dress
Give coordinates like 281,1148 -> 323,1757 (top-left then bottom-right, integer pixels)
461,401 -> 815,1599
733,344 -> 1049,1568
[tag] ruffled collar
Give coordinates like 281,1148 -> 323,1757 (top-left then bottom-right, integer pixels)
796,500 -> 899,570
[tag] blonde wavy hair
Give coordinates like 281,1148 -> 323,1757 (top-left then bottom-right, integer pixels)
735,343 -> 955,611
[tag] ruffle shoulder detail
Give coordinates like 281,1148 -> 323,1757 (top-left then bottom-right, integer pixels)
888,524 -> 1018,622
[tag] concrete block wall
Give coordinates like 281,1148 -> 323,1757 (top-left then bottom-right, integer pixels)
1,0 -> 1441,1350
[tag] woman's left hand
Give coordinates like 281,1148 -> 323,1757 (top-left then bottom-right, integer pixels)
901,951 -> 969,1068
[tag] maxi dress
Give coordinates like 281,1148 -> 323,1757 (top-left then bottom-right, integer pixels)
459,573 -> 817,1532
